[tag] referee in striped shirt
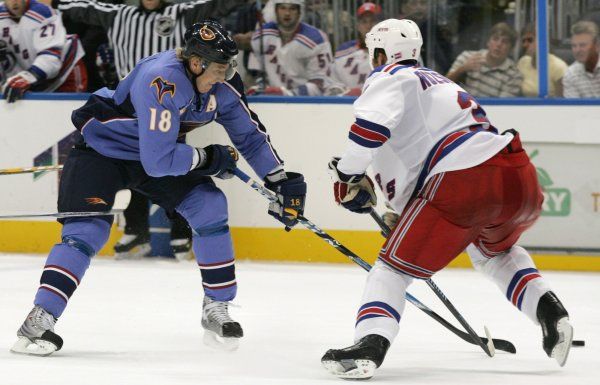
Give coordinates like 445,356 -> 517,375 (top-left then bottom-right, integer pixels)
55,0 -> 245,79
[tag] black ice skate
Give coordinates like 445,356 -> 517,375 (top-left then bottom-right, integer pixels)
201,297 -> 243,351
321,334 -> 390,380
11,306 -> 63,356
114,233 -> 151,260
170,238 -> 193,261
537,291 -> 573,367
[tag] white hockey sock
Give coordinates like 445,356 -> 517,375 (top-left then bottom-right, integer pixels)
354,260 -> 412,343
467,244 -> 551,324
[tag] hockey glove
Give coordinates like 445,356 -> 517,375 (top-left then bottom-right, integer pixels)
3,70 -> 38,103
193,144 -> 238,179
264,170 -> 307,228
329,157 -> 377,214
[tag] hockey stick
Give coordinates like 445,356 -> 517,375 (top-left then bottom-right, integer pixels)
233,168 -> 516,354
0,164 -> 63,175
0,189 -> 131,219
370,209 -> 497,357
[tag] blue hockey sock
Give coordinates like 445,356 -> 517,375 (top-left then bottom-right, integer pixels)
194,220 -> 236,302
34,219 -> 110,318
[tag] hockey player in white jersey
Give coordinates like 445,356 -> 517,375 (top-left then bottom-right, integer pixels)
248,0 -> 338,96
321,19 -> 573,380
0,0 -> 85,103
331,2 -> 381,96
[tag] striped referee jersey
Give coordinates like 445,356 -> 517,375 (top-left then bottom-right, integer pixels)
57,0 -> 243,79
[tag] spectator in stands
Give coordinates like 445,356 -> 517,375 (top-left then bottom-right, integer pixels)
517,24 -> 568,97
446,22 -> 522,97
248,0 -> 341,96
331,2 -> 381,96
563,20 -> 600,98
399,0 -> 453,73
0,0 -> 87,103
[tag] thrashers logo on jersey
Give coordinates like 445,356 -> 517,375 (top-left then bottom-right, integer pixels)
151,77 -> 176,103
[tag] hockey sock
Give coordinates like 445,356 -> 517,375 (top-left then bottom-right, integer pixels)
177,183 -> 236,302
467,244 -> 551,324
193,220 -> 236,302
354,260 -> 412,343
34,218 -> 110,318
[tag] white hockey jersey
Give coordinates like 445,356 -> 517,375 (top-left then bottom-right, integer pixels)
249,21 -> 336,96
0,0 -> 83,90
337,63 -> 513,214
331,40 -> 371,90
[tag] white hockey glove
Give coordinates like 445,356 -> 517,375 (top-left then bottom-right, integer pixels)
328,157 -> 377,214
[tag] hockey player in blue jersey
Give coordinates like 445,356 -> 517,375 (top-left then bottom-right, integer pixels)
11,20 -> 307,356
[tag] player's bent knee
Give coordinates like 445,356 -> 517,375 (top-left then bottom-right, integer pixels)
177,184 -> 229,230
61,218 -> 112,256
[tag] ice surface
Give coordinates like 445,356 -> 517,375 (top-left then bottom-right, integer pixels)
1,254 -> 598,385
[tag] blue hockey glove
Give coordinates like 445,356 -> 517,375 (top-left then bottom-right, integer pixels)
328,157 -> 377,214
193,144 -> 238,179
264,170 -> 307,228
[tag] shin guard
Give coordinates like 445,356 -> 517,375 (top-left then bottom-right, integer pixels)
468,244 -> 551,323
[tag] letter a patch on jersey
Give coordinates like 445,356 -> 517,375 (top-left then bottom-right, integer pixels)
151,77 -> 176,103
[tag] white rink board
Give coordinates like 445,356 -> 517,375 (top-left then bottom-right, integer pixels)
0,255 -> 598,385
0,99 -> 599,248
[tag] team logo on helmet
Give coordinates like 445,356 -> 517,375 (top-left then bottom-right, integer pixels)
199,25 -> 216,41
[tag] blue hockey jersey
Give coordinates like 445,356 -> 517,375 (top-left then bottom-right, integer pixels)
71,49 -> 282,179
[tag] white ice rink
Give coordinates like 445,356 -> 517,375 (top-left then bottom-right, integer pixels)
0,254 -> 598,385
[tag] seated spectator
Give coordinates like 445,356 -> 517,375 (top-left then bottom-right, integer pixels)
0,0 -> 87,103
563,20 -> 600,98
518,24 -> 568,97
331,2 -> 382,95
248,0 -> 339,96
446,22 -> 522,97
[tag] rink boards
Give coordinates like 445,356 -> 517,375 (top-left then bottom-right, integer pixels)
0,96 -> 599,270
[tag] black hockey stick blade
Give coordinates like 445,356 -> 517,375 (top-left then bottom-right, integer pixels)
233,168 -> 516,354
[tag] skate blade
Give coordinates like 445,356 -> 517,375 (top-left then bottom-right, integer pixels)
551,317 -> 574,367
10,337 -> 58,356
203,330 -> 240,351
322,359 -> 376,380
114,244 -> 151,260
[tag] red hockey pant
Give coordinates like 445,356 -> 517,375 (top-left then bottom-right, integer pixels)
379,136 -> 543,279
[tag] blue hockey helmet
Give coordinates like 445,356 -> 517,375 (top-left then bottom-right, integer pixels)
183,20 -> 238,80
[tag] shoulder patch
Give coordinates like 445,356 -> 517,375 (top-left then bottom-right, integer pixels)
151,77 -> 176,104
335,40 -> 359,58
253,21 -> 279,40
295,23 -> 325,49
27,1 -> 54,20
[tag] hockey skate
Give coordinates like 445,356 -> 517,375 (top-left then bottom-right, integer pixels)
171,238 -> 193,261
11,306 -> 63,356
201,296 -> 243,351
114,233 -> 151,260
537,291 -> 573,367
321,334 -> 390,380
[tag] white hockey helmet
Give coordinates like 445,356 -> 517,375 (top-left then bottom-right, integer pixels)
365,19 -> 423,69
273,0 -> 305,13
